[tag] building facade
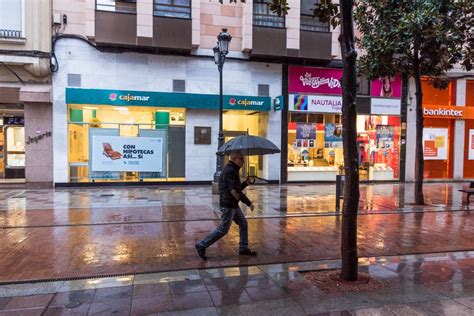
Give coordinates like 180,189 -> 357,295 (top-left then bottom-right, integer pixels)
51,0 -> 342,185
0,0 -> 53,186
405,77 -> 474,182
283,66 -> 405,182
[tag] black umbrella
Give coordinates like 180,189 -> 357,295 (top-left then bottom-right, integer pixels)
216,135 -> 281,156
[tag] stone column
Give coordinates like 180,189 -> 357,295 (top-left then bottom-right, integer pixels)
24,102 -> 53,187
454,79 -> 467,180
137,0 -> 153,46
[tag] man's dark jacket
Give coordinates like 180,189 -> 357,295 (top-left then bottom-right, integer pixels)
219,161 -> 252,208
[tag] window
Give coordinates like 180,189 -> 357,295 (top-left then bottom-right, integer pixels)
154,0 -> 191,19
173,80 -> 186,92
300,0 -> 329,32
96,0 -> 137,14
357,75 -> 370,95
253,0 -> 285,28
258,84 -> 270,97
0,0 -> 24,38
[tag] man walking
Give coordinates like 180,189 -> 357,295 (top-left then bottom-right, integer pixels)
195,151 -> 257,260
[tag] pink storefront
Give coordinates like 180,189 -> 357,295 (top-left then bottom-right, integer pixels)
286,65 -> 403,182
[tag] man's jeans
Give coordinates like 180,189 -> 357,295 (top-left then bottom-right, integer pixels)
197,207 -> 248,250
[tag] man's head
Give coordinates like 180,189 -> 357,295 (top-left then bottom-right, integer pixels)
229,151 -> 244,168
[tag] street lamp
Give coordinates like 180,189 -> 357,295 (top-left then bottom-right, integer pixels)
213,28 -> 232,188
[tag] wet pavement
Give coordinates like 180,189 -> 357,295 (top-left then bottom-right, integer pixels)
1,251 -> 474,315
1,182 -> 474,283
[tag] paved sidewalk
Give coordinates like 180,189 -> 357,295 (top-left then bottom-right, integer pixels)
1,183 -> 474,283
1,251 -> 474,315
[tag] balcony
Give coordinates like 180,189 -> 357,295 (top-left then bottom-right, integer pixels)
0,29 -> 22,39
95,11 -> 137,47
251,26 -> 287,58
152,17 -> 192,52
299,30 -> 332,60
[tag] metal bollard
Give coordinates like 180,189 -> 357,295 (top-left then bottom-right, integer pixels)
335,174 -> 344,212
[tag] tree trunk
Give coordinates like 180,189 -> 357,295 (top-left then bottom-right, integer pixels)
339,0 -> 359,282
413,47 -> 425,205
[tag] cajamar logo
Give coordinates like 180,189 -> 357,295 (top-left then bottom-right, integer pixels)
229,98 -> 264,107
109,93 -> 150,102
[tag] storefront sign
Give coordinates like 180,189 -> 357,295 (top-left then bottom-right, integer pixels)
371,75 -> 402,98
273,96 -> 283,111
26,131 -> 52,145
66,88 -> 271,112
289,66 -> 343,94
371,98 -> 401,115
91,136 -> 163,172
3,116 -> 24,125
289,94 -> 342,113
423,105 -> 466,119
469,130 -> 474,160
423,128 -> 448,160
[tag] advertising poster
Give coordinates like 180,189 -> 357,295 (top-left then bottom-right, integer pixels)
376,125 -> 395,149
469,130 -> 474,160
423,128 -> 448,160
91,136 -> 163,172
324,123 -> 343,148
296,123 -> 316,140
371,75 -> 402,98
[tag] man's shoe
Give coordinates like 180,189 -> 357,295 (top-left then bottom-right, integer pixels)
195,244 -> 207,260
239,248 -> 257,256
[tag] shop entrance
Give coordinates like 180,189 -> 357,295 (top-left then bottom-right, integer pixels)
223,110 -> 269,179
0,106 -> 25,182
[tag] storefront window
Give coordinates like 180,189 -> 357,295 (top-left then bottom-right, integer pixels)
5,126 -> 25,168
68,104 -> 185,182
287,65 -> 402,182
422,79 -> 456,179
287,114 -> 400,181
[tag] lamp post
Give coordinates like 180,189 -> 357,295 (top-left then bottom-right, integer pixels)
213,28 -> 232,188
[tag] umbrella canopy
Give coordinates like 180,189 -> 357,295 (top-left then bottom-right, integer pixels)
217,135 -> 281,156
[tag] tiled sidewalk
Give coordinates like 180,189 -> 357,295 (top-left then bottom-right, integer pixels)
2,252 -> 474,315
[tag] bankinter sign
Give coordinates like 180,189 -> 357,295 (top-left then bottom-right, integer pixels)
422,105 -> 472,119
423,107 -> 463,117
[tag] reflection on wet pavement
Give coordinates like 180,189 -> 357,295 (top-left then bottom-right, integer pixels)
2,251 -> 474,315
0,182 -> 472,228
1,182 -> 474,283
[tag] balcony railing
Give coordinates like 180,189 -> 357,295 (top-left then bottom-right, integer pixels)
0,29 -> 22,38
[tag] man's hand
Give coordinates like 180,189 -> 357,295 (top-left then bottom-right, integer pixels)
249,203 -> 255,212
231,189 -> 240,201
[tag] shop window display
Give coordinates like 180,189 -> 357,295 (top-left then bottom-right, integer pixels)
287,113 -> 400,181
67,105 -> 186,182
